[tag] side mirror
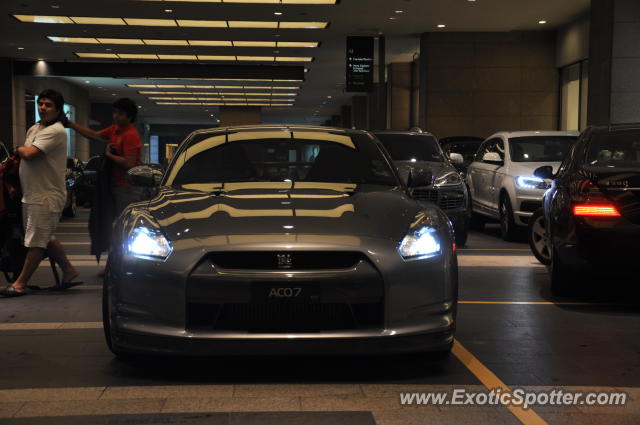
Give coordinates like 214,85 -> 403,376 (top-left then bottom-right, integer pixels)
482,152 -> 503,165
407,169 -> 432,188
127,165 -> 162,187
533,165 -> 554,180
449,152 -> 464,165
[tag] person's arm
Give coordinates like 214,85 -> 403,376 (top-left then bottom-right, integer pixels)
16,145 -> 43,161
105,133 -> 140,169
67,121 -> 109,143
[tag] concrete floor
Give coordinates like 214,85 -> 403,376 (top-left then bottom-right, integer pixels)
0,210 -> 639,425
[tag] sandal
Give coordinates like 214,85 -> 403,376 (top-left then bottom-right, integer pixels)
0,285 -> 30,297
49,281 -> 84,291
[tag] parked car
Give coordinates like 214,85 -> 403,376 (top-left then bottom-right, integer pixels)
103,126 -> 458,358
374,131 -> 470,245
466,131 -> 579,241
63,157 -> 83,217
440,136 -> 484,175
535,124 -> 640,295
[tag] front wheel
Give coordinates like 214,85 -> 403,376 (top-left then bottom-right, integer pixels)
528,209 -> 551,265
499,196 -> 521,242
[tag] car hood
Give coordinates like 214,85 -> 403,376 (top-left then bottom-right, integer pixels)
393,161 -> 454,185
144,184 -> 425,242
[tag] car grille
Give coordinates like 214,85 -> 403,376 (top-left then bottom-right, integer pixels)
187,301 -> 383,333
520,201 -> 542,213
411,188 -> 465,210
208,251 -> 365,270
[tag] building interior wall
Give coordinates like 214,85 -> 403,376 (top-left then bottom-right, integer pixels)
421,31 -> 560,139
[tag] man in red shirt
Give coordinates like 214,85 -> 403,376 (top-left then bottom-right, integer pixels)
68,98 -> 143,216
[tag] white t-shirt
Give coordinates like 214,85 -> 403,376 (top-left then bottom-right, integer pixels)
19,121 -> 68,212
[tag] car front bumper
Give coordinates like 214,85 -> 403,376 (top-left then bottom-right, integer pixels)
106,234 -> 458,356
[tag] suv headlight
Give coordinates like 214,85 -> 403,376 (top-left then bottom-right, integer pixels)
398,213 -> 442,260
516,176 -> 549,190
127,215 -> 172,260
434,171 -> 462,187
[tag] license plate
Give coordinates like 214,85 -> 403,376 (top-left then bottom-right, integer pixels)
252,283 -> 320,303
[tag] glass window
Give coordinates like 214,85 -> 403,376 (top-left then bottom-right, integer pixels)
442,141 -> 483,163
170,134 -> 397,187
586,130 -> 640,167
375,133 -> 444,162
509,136 -> 577,162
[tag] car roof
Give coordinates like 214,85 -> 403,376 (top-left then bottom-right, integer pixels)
187,124 -> 369,138
490,130 -> 580,138
373,131 -> 437,138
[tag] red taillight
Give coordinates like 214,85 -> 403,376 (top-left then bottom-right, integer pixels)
573,204 -> 621,217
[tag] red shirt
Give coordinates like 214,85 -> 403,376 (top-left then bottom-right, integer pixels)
99,124 -> 142,187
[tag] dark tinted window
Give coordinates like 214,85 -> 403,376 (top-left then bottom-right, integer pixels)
171,134 -> 397,187
375,134 -> 443,162
509,136 -> 576,162
442,141 -> 482,162
587,130 -> 640,167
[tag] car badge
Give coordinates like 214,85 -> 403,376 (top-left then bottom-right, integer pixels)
277,253 -> 293,269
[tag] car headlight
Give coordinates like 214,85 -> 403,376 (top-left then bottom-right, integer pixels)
516,176 -> 549,190
434,171 -> 462,187
127,215 -> 172,260
398,213 -> 442,260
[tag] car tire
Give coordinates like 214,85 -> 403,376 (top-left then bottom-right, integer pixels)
550,245 -> 577,297
528,209 -> 551,265
62,190 -> 77,218
102,275 -> 130,359
499,196 -> 521,242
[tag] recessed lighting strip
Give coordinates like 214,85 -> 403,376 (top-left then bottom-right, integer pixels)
148,96 -> 296,101
138,78 -> 304,82
138,0 -> 336,4
48,37 -> 319,48
13,15 -> 328,29
76,52 -> 313,61
139,91 -> 298,96
129,84 -> 300,89
156,102 -> 294,107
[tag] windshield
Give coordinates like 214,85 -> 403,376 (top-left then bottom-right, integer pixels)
587,130 -> 640,167
442,141 -> 482,162
375,133 -> 444,162
167,131 -> 398,188
509,136 -> 576,162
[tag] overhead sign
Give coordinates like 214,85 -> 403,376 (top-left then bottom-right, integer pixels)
346,36 -> 374,92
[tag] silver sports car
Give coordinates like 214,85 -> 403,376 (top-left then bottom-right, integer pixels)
104,126 -> 458,357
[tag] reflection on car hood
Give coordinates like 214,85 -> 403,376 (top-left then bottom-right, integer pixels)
394,161 -> 455,185
145,184 -> 424,242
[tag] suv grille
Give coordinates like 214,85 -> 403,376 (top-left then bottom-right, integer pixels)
187,301 -> 383,333
208,251 -> 364,270
411,188 -> 465,210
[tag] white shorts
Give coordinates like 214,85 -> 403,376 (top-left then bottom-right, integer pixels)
22,203 -> 60,249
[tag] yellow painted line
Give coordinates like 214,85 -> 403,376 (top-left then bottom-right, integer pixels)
453,340 -> 549,425
0,322 -> 102,330
459,301 -> 602,306
459,249 -> 531,251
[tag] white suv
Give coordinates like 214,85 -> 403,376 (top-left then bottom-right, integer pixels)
465,131 -> 578,241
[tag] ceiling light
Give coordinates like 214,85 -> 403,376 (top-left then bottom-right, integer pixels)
538,20 -> 547,24
437,24 -> 446,28
234,41 -> 276,47
389,17 -> 396,20
164,9 -> 173,12
144,39 -> 189,46
395,10 -> 404,13
141,0 -> 336,3
13,15 -> 73,24
279,21 -> 328,29
158,54 -> 198,60
17,47 -> 25,50
48,36 -> 99,43
274,12 -> 283,16
71,17 -> 125,25
277,41 -> 318,48
118,53 -> 159,59
177,19 -> 227,28
84,80 -> 91,83
124,18 -> 176,26
229,21 -> 278,28
75,52 -> 119,58
98,38 -> 144,45
188,40 -> 233,46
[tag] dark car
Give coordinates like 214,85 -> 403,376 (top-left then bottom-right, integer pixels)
535,124 -> 640,295
440,137 -> 484,174
63,157 -> 83,217
103,126 -> 458,357
374,131 -> 470,245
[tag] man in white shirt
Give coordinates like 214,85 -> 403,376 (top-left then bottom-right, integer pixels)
1,90 -> 79,297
